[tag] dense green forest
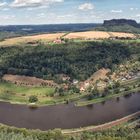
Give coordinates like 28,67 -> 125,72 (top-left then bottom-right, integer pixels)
0,41 -> 134,81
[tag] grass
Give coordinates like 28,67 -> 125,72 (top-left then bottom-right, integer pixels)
0,81 -> 88,106
0,81 -> 55,104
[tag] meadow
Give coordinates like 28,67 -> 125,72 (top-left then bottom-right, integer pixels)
0,81 -> 55,104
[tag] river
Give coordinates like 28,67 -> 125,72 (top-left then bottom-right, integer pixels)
0,93 -> 140,130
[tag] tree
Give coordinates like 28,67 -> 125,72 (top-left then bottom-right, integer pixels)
29,95 -> 38,103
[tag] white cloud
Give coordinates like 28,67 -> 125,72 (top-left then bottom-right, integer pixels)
0,2 -> 7,7
136,14 -> 140,17
78,3 -> 94,11
111,10 -> 123,13
130,7 -> 138,11
57,14 -> 73,18
2,8 -> 10,11
37,12 -> 46,18
0,15 -> 15,20
10,0 -> 64,8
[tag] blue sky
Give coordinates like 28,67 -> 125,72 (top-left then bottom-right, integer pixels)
0,0 -> 140,25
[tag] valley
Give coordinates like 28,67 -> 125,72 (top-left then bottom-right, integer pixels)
0,19 -> 140,140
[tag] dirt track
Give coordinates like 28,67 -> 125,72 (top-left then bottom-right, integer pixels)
62,111 -> 140,134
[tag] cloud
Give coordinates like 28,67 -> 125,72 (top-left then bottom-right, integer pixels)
136,14 -> 140,17
0,2 -> 7,7
10,0 -> 64,8
110,10 -> 123,13
130,7 -> 138,11
37,12 -> 46,18
78,3 -> 94,11
130,8 -> 134,11
1,8 -> 10,11
0,15 -> 15,20
57,14 -> 73,18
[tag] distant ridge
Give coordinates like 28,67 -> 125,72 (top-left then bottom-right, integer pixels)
103,19 -> 140,28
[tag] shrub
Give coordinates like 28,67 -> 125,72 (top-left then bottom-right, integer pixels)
29,95 -> 38,103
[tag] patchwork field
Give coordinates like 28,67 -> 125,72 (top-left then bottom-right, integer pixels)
0,31 -> 137,47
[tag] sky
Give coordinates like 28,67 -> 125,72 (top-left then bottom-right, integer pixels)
0,0 -> 140,25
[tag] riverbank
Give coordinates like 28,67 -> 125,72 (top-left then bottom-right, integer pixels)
62,111 -> 140,134
0,81 -> 89,106
0,84 -> 139,107
76,87 -> 140,107
0,76 -> 139,107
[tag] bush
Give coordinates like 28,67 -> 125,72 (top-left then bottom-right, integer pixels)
29,95 -> 38,103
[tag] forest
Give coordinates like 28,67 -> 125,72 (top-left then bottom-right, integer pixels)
0,41 -> 134,82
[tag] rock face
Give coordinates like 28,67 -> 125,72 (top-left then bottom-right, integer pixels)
103,19 -> 139,27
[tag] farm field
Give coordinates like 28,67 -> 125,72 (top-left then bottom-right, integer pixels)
0,31 -> 137,47
64,31 -> 136,39
0,32 -> 65,47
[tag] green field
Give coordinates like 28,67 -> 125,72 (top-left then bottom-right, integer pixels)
0,81 -> 86,105
0,81 -> 55,104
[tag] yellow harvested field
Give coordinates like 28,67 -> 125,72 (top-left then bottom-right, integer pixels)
23,33 -> 64,40
0,33 -> 65,47
110,32 -> 135,38
64,31 -> 135,39
64,31 -> 110,39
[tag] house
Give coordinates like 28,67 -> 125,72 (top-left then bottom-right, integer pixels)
80,86 -> 85,92
53,38 -> 64,44
60,74 -> 70,81
73,79 -> 79,85
79,81 -> 90,92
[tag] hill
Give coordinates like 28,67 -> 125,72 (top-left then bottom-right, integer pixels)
103,19 -> 140,27
94,19 -> 140,33
0,41 -> 136,81
0,24 -> 99,41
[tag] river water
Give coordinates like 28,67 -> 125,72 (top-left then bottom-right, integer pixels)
0,93 -> 140,130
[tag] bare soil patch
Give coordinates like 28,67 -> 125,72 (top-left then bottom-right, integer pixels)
2,74 -> 58,87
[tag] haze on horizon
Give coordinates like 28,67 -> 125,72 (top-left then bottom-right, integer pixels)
0,0 -> 140,25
